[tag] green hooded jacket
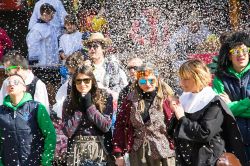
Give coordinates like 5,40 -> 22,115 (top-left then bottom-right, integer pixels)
213,63 -> 250,118
0,93 -> 56,166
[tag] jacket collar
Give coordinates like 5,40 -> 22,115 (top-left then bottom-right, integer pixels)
3,93 -> 33,111
227,63 -> 250,78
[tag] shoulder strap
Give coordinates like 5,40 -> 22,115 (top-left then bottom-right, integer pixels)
26,76 -> 39,99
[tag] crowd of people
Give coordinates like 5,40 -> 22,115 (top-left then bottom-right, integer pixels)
0,0 -> 250,166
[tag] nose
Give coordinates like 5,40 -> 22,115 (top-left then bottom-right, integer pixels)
79,81 -> 86,86
88,47 -> 95,51
146,80 -> 151,86
239,50 -> 245,56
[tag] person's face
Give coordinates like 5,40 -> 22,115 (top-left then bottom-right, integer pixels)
87,42 -> 104,62
179,77 -> 199,93
5,66 -> 21,76
65,23 -> 77,33
41,12 -> 54,22
6,75 -> 26,96
229,44 -> 249,72
127,60 -> 142,79
75,73 -> 92,94
138,74 -> 157,92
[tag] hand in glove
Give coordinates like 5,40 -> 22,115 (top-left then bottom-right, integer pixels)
80,92 -> 93,112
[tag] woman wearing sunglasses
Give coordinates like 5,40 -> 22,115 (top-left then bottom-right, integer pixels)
113,63 -> 175,166
168,59 -> 247,165
213,31 -> 250,163
62,65 -> 114,166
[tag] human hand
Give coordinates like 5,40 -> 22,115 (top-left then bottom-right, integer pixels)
219,92 -> 231,104
115,157 -> 125,166
168,95 -> 179,103
169,99 -> 185,120
80,92 -> 92,111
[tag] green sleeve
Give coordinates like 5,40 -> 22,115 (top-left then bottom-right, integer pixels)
228,98 -> 250,117
212,76 -> 250,117
212,76 -> 225,94
37,104 -> 56,166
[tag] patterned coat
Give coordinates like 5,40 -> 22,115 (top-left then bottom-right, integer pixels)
113,80 -> 175,157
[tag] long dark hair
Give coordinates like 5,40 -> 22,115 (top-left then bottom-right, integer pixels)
65,65 -> 108,115
216,31 -> 250,73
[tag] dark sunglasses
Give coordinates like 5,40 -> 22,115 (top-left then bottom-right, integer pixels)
138,78 -> 156,85
127,66 -> 139,71
86,43 -> 100,49
75,78 -> 92,85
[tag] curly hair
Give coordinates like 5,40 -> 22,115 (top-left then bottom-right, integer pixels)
216,31 -> 250,72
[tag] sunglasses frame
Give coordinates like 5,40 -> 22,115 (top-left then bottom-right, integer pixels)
75,78 -> 92,85
86,42 -> 102,49
138,78 -> 156,85
229,47 -> 250,56
7,80 -> 25,86
5,65 -> 20,71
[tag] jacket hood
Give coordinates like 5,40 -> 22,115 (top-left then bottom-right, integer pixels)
226,63 -> 250,78
3,92 -> 33,111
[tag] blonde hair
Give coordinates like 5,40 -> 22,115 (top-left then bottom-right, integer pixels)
179,59 -> 211,88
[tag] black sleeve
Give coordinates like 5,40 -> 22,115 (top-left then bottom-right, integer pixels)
176,104 -> 224,143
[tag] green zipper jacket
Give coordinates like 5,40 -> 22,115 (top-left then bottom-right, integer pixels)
0,93 -> 56,166
213,64 -> 250,118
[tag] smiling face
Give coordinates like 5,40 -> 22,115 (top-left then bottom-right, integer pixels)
7,75 -> 26,96
229,44 -> 249,73
75,73 -> 92,95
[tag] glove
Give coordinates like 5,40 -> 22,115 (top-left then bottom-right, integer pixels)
80,92 -> 92,112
